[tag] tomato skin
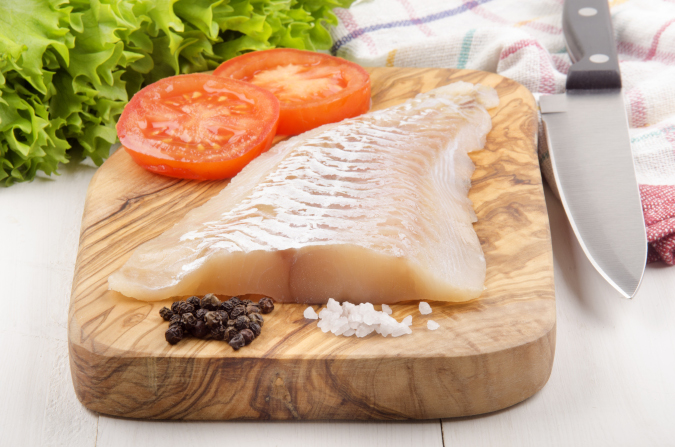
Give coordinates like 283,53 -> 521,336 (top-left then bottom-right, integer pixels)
214,49 -> 371,135
117,74 -> 279,180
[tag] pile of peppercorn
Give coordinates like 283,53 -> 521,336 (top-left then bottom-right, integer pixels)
159,294 -> 274,350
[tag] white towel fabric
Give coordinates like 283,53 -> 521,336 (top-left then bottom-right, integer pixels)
329,0 -> 675,264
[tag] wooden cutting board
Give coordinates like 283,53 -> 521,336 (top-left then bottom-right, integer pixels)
68,67 -> 555,420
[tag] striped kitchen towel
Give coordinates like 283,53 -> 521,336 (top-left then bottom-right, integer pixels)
329,0 -> 675,264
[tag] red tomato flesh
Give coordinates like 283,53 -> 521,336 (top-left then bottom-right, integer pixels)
117,74 -> 279,180
214,49 -> 370,135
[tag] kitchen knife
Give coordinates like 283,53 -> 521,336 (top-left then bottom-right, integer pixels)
540,0 -> 647,298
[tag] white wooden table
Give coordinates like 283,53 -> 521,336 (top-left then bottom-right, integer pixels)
2,161 -> 674,446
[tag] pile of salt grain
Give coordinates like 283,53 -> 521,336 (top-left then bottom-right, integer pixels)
304,298 -> 413,338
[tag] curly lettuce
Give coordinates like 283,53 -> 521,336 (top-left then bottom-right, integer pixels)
0,0 -> 352,185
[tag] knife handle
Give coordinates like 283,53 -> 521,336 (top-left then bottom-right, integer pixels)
563,0 -> 622,90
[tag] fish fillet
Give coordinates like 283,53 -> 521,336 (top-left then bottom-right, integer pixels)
109,81 -> 499,303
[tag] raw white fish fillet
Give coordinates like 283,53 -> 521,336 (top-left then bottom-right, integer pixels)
109,81 -> 498,303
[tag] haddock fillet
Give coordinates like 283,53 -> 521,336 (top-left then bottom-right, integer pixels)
109,81 -> 498,303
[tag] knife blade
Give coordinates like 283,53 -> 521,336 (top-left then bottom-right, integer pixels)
540,0 -> 647,298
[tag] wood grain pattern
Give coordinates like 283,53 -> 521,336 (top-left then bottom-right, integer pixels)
68,67 -> 555,420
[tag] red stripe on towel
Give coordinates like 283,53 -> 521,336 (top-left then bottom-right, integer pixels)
645,18 -> 675,61
640,184 -> 675,264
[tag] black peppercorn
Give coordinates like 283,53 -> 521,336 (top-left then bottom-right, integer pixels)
186,296 -> 201,308
223,327 -> 238,342
196,308 -> 208,320
201,293 -> 221,310
235,315 -> 250,331
250,323 -> 262,338
205,311 -> 222,328
229,333 -> 246,350
230,305 -> 246,319
191,320 -> 209,339
240,328 -> 254,345
171,301 -> 182,313
210,323 -> 226,340
169,314 -> 183,327
177,302 -> 195,315
220,300 -> 234,313
258,297 -> 274,314
165,326 -> 183,344
181,313 -> 197,329
249,313 -> 264,327
162,292 -> 273,347
245,304 -> 260,315
159,307 -> 174,321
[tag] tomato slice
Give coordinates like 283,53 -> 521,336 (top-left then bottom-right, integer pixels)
213,49 -> 371,135
117,73 -> 279,180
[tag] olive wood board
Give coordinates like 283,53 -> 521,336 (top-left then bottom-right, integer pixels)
68,67 -> 555,420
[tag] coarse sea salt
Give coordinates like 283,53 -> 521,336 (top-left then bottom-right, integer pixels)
304,306 -> 319,320
427,320 -> 440,330
306,298 -> 412,338
419,301 -> 432,315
